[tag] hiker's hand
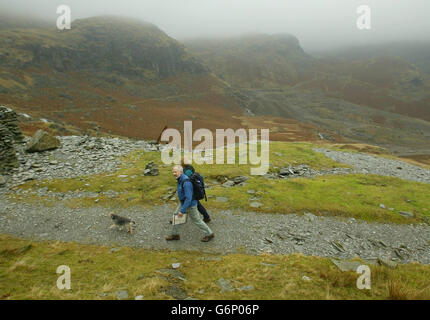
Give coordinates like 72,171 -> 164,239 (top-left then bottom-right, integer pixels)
178,213 -> 183,218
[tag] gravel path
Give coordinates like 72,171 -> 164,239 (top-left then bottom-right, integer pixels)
1,198 -> 429,264
1,139 -> 430,265
313,148 -> 430,184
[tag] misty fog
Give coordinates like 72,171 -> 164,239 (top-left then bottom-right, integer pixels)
0,0 -> 429,51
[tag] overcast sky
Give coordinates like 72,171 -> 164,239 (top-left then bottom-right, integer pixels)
1,0 -> 429,51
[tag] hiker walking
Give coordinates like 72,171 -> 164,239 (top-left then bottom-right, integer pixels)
181,160 -> 211,223
166,165 -> 214,242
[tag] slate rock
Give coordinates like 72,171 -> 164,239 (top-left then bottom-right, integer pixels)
25,130 -> 61,153
115,290 -> 129,300
237,285 -> 254,291
232,176 -> 248,184
377,257 -> 398,269
331,259 -> 363,272
216,278 -> 234,292
222,180 -> 235,188
398,211 -> 414,218
250,202 -> 263,208
164,285 -> 188,300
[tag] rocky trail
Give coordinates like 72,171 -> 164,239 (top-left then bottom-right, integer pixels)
1,198 -> 430,265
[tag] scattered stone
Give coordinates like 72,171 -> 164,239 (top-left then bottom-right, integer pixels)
115,290 -> 129,300
260,262 -> 277,267
25,130 -> 61,153
157,268 -> 186,281
379,204 -> 386,209
250,202 -> 263,208
172,263 -> 181,269
237,285 -> 254,291
109,247 -> 121,253
232,176 -> 249,184
377,257 -> 398,269
314,148 -> 430,184
164,285 -> 188,300
222,180 -> 235,188
247,189 -> 256,194
143,161 -> 159,176
398,211 -> 414,218
0,175 -> 6,186
199,257 -> 222,262
216,197 -> 228,203
135,295 -> 144,300
220,176 -> 249,188
279,167 -> 294,176
331,241 -> 345,253
331,259 -> 363,272
302,276 -> 312,281
216,278 -> 234,292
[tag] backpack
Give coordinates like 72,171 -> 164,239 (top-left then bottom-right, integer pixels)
182,172 -> 207,201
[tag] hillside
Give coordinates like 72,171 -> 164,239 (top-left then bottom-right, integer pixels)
186,35 -> 430,155
0,16 -> 342,143
185,33 -> 313,88
0,16 -> 242,139
1,15 -> 429,154
313,41 -> 430,75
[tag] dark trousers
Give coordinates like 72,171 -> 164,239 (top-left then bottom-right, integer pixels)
197,200 -> 210,220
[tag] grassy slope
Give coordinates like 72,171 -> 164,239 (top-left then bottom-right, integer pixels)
13,141 -> 430,224
1,234 -> 429,300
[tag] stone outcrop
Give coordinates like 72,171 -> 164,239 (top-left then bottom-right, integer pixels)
0,106 -> 23,174
143,161 -> 159,176
0,106 -> 24,143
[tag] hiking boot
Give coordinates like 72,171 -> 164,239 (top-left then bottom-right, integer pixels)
166,234 -> 180,241
201,233 -> 214,242
203,217 -> 211,223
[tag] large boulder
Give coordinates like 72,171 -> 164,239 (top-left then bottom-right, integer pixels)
25,130 -> 61,153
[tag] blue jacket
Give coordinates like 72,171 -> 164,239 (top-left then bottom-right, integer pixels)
177,173 -> 197,214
